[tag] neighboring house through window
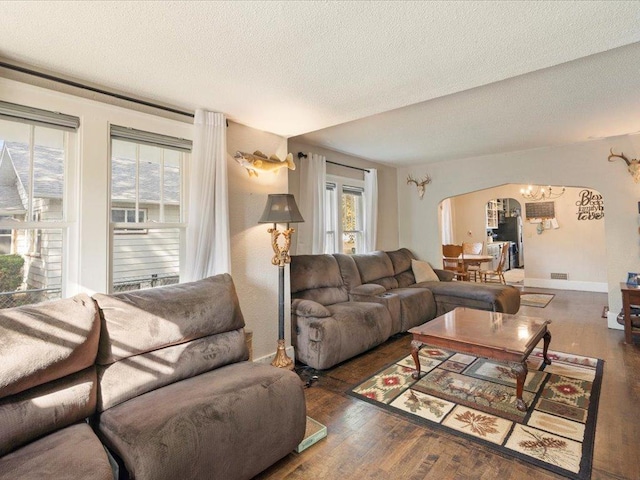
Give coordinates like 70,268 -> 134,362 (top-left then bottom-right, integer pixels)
110,126 -> 191,293
325,175 -> 365,254
0,101 -> 78,308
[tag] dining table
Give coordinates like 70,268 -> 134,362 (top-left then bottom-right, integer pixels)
442,253 -> 494,281
442,253 -> 493,267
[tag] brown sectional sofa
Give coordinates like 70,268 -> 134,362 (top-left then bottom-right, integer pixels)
0,274 -> 306,480
290,248 -> 520,370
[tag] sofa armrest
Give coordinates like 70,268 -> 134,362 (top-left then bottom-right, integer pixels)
434,269 -> 455,281
291,299 -> 332,318
350,284 -> 387,296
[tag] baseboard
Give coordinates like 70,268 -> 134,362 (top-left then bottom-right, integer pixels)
607,310 -> 624,331
253,345 -> 296,365
523,278 -> 608,292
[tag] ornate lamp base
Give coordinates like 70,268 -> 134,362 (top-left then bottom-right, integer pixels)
271,338 -> 294,370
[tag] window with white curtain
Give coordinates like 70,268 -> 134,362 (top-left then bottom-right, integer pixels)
110,126 -> 191,293
325,176 -> 365,254
0,101 -> 79,307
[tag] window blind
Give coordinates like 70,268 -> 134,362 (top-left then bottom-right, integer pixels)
110,125 -> 192,152
0,100 -> 80,131
343,185 -> 364,195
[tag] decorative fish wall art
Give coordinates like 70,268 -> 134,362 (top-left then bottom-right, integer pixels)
234,150 -> 296,177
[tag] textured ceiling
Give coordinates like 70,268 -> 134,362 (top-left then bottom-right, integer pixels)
0,1 -> 639,165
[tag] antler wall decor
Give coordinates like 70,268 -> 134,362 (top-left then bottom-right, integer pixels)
407,174 -> 432,199
608,148 -> 640,183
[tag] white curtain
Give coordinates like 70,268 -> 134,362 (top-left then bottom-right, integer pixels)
183,110 -> 230,281
297,153 -> 326,254
440,198 -> 453,244
363,168 -> 378,252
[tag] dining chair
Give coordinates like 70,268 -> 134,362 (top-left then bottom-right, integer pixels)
480,242 -> 509,284
442,244 -> 468,281
462,241 -> 484,281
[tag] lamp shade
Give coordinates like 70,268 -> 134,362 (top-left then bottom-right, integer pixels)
258,194 -> 305,224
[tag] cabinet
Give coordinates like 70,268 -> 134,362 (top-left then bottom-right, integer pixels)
486,199 -> 502,229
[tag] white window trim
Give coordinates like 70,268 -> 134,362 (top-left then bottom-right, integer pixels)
0,120 -> 77,301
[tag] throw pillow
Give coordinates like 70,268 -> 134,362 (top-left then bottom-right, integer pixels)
412,259 -> 439,283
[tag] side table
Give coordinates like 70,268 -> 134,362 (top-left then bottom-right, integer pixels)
619,282 -> 640,343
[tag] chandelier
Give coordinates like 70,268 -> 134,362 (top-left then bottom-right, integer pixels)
520,185 -> 565,201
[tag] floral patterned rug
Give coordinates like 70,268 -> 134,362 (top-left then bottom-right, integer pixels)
348,346 -> 603,480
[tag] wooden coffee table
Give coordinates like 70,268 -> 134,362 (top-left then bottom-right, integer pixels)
408,307 -> 552,412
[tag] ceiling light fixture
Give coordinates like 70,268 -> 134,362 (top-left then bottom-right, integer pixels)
520,185 -> 565,202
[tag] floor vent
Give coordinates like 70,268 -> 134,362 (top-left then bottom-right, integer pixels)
550,273 -> 568,280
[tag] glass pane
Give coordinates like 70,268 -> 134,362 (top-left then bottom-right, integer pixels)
111,139 -> 184,224
111,140 -> 137,202
342,190 -> 363,232
111,209 -> 125,223
163,150 -> 181,220
111,227 -> 180,293
0,228 -> 63,308
138,144 -> 161,203
126,210 -> 136,223
0,122 -> 29,219
33,126 -> 65,221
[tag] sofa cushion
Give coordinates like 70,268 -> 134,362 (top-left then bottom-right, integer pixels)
290,255 -> 349,305
351,251 -> 398,290
388,287 -> 437,331
97,362 -> 306,480
411,259 -> 440,283
94,274 -> 245,364
415,281 -> 521,315
0,423 -> 113,480
293,301 -> 392,370
0,368 -> 97,456
97,329 -> 248,411
0,294 -> 100,400
386,248 -> 418,287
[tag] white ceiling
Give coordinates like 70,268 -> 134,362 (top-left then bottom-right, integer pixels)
1,1 -> 639,166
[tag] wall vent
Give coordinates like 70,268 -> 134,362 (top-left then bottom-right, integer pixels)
550,273 -> 568,280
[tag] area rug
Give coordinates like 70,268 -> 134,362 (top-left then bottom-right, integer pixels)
348,346 -> 603,480
520,293 -> 555,308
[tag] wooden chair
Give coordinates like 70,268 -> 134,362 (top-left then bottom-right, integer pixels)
480,242 -> 509,284
442,244 -> 468,281
462,241 -> 484,281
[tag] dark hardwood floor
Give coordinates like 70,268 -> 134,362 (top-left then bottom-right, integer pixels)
255,287 -> 640,479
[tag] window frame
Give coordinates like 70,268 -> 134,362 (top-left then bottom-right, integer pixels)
325,174 -> 365,255
108,129 -> 189,294
0,114 -> 78,305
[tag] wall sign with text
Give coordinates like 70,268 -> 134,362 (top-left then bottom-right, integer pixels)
576,190 -> 604,220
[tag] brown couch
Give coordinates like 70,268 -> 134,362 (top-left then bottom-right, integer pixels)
0,274 -> 306,480
290,248 -> 520,370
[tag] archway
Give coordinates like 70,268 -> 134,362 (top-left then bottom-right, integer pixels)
439,184 -> 607,291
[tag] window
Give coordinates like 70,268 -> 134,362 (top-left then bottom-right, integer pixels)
112,207 -> 148,233
0,101 -> 78,307
110,126 -> 191,293
325,176 -> 365,254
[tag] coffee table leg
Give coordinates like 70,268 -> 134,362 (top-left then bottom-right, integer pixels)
411,340 -> 422,379
542,331 -> 552,365
511,362 -> 528,412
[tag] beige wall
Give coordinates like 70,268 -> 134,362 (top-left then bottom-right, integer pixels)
227,121 -> 290,360
449,184 -> 607,291
287,140 -> 399,252
399,135 -> 640,330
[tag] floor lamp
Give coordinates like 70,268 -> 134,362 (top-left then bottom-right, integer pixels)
258,194 -> 304,370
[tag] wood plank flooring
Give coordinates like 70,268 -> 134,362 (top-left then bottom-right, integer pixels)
255,287 -> 640,480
